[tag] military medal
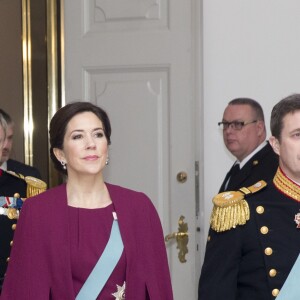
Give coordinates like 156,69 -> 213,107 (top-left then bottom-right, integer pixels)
112,281 -> 126,299
294,212 -> 300,228
7,208 -> 19,219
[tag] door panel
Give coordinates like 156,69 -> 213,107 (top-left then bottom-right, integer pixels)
63,1 -> 198,298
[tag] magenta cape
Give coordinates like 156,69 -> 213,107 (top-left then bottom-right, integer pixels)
1,183 -> 173,300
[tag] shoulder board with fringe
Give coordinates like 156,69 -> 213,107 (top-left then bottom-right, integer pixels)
210,180 -> 267,232
6,170 -> 47,197
1,172 -> 47,219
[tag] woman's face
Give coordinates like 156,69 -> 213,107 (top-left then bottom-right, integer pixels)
54,111 -> 108,177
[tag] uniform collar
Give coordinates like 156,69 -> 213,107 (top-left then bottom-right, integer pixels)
273,167 -> 300,201
239,141 -> 267,169
0,160 -> 7,171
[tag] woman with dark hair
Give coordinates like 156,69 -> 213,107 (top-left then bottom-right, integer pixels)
1,102 -> 173,300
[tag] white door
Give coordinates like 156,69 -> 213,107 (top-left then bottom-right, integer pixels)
63,1 -> 201,299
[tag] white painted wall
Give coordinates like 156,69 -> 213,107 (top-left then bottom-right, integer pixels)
201,0 -> 300,247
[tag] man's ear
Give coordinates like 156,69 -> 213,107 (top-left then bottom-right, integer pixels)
53,148 -> 65,163
256,120 -> 265,137
269,136 -> 280,155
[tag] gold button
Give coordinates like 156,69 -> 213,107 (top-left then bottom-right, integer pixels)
272,289 -> 279,297
260,226 -> 269,234
265,247 -> 273,255
12,224 -> 17,230
256,206 -> 264,214
207,236 -> 211,242
269,269 -> 277,277
6,257 -> 10,262
10,240 -> 13,247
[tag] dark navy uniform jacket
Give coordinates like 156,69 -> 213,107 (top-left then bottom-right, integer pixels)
6,159 -> 41,179
199,174 -> 300,300
219,142 -> 278,192
0,171 -> 27,287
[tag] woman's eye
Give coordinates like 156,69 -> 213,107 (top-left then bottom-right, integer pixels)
72,134 -> 82,140
292,132 -> 300,138
95,132 -> 104,138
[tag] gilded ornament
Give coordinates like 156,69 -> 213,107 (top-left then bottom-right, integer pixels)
269,269 -> 277,277
25,176 -> 47,197
260,226 -> 269,234
210,181 -> 267,232
7,208 -> 18,219
272,289 -> 280,297
264,247 -> 273,255
256,206 -> 264,214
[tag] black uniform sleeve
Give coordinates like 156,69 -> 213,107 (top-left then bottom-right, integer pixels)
198,226 -> 243,300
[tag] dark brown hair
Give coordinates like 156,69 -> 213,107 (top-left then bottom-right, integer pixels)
271,94 -> 300,141
49,101 -> 111,174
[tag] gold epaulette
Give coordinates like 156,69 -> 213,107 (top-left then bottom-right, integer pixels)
25,176 -> 47,197
6,171 -> 47,198
210,180 -> 267,232
1,172 -> 47,219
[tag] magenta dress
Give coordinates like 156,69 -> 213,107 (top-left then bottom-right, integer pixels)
1,183 -> 173,299
68,204 -> 126,299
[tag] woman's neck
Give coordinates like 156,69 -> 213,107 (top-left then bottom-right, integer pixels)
66,175 -> 112,208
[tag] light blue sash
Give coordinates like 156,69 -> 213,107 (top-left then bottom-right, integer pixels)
276,253 -> 300,299
76,213 -> 124,300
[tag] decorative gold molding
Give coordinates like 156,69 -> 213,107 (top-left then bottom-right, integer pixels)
47,0 -> 59,119
60,0 -> 66,107
22,0 -> 33,166
47,0 -> 59,187
22,0 -> 63,187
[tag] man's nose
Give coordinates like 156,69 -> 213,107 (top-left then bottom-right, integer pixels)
223,124 -> 235,132
2,138 -> 9,149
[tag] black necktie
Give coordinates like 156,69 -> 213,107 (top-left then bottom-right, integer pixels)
226,163 -> 240,190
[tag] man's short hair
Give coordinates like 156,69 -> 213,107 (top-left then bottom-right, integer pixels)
271,94 -> 300,140
0,109 -> 12,125
228,98 -> 265,122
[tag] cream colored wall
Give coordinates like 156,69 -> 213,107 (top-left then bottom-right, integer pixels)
0,0 -> 24,162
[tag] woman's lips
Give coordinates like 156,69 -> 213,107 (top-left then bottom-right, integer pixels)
83,155 -> 99,160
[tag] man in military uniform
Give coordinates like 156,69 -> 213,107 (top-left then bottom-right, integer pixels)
198,94 -> 300,299
218,98 -> 278,192
0,116 -> 46,290
0,173 -> 27,289
0,109 -> 41,178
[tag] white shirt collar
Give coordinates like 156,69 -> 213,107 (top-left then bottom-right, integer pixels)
238,141 -> 268,169
0,161 -> 7,171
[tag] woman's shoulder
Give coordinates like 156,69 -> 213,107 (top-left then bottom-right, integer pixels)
106,182 -> 147,197
106,182 -> 153,207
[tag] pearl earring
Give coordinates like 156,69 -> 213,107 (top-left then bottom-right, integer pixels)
61,161 -> 67,170
105,157 -> 110,165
